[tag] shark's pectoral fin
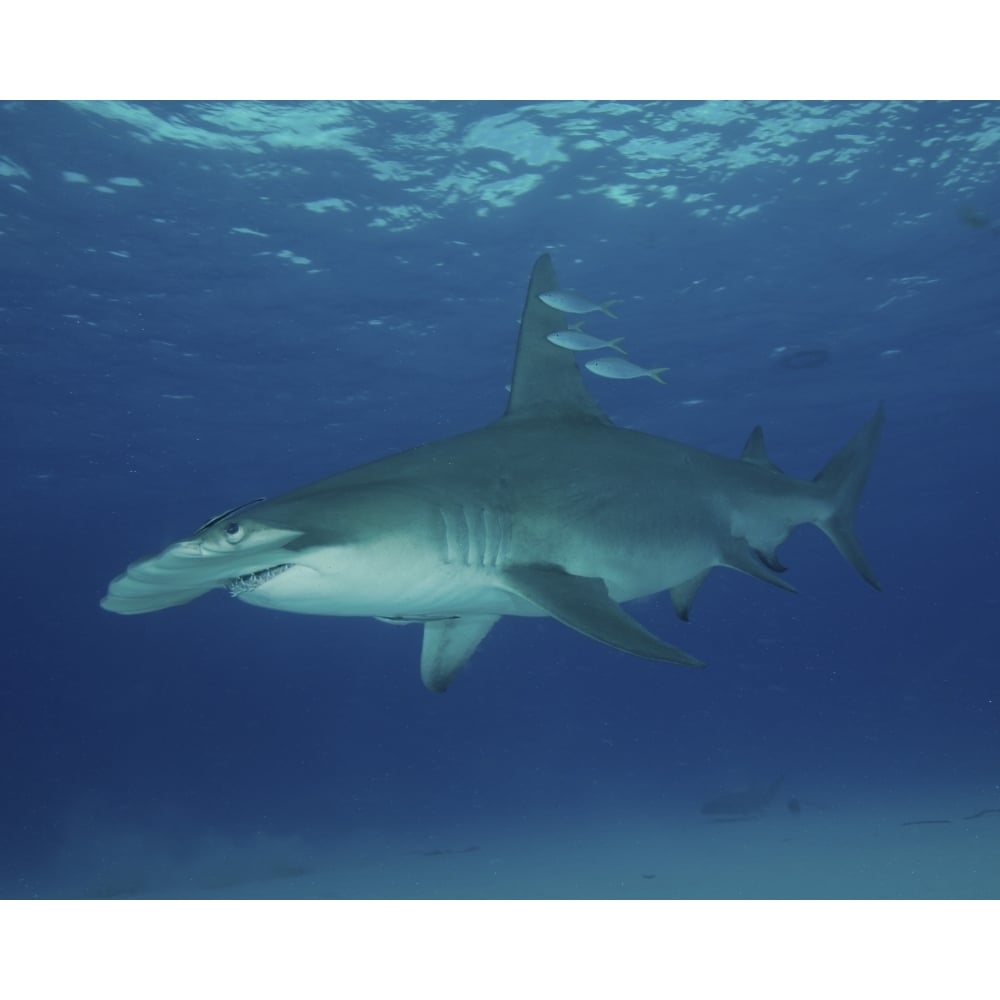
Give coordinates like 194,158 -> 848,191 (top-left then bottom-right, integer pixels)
501,564 -> 703,667
420,615 -> 500,693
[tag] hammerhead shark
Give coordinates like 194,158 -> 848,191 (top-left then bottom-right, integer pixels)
102,254 -> 883,692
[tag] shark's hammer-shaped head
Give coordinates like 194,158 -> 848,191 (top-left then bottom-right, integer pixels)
101,481 -> 480,621
101,498 -> 306,615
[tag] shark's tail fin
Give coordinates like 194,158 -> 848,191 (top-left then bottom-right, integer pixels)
813,403 -> 885,590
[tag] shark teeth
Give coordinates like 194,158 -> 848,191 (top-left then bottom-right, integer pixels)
227,564 -> 292,596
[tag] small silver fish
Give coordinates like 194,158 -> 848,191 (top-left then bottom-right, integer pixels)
547,330 -> 627,354
585,358 -> 669,384
538,290 -> 620,318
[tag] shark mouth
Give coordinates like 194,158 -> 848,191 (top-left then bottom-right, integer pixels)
227,564 -> 293,597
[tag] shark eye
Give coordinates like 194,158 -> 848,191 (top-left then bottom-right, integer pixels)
223,522 -> 246,544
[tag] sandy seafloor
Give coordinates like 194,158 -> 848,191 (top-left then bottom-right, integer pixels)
20,784 -> 998,900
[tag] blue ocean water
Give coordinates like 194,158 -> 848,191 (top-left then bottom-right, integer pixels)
1,100 -> 998,899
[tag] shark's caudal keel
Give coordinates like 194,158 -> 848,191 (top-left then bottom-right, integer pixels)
102,254 -> 884,693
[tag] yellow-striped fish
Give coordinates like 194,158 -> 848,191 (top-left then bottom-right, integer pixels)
538,290 -> 620,318
547,330 -> 627,354
585,358 -> 668,384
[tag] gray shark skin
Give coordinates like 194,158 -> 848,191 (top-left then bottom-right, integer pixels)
102,255 -> 884,693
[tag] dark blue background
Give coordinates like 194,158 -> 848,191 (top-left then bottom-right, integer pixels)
1,101 -> 997,894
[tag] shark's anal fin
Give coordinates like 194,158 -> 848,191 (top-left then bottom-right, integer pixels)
420,615 -> 500,693
670,570 -> 710,622
502,564 -> 703,668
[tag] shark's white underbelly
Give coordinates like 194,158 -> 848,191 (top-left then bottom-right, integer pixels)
235,561 -> 542,619
236,537 -> 713,621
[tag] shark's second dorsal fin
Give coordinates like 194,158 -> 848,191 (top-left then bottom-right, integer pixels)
740,426 -> 782,473
503,254 -> 610,424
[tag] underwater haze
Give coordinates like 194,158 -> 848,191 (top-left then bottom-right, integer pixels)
2,100 -> 998,899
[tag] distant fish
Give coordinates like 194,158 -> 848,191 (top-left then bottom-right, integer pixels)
547,330 -> 627,354
962,808 -> 1000,820
410,845 -> 480,856
538,290 -> 620,318
700,777 -> 784,818
958,203 -> 991,230
773,346 -> 831,370
585,358 -> 669,384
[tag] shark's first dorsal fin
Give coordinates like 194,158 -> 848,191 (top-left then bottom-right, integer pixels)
503,254 -> 610,424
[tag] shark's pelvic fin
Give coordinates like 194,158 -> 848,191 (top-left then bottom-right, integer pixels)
722,540 -> 798,592
813,402 -> 885,590
501,563 -> 703,667
420,615 -> 500,693
753,548 -> 788,573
